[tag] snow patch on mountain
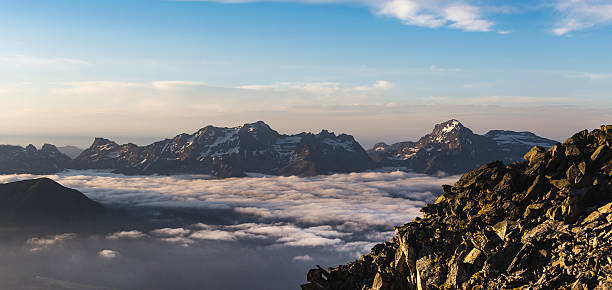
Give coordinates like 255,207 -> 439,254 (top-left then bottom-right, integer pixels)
441,120 -> 460,133
322,138 -> 356,152
485,130 -> 557,149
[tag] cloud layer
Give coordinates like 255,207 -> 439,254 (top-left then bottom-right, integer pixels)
4,170 -> 458,254
0,170 -> 456,227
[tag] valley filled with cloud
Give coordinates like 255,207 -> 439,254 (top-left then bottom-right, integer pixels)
0,170 -> 458,289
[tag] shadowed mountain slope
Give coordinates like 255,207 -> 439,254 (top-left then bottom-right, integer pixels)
0,144 -> 71,174
0,178 -> 103,222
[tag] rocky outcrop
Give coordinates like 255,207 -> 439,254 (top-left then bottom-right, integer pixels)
369,120 -> 557,175
71,121 -> 376,178
304,125 -> 612,290
0,144 -> 72,174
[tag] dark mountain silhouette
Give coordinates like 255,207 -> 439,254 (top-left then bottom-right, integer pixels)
0,178 -> 103,222
0,144 -> 71,174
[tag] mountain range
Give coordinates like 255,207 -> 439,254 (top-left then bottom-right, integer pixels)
71,121 -> 375,178
368,119 -> 558,174
0,120 -> 558,178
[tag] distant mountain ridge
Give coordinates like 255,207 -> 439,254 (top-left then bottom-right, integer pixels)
71,121 -> 376,178
0,144 -> 71,174
57,145 -> 84,159
0,120 -> 559,177
368,120 -> 558,175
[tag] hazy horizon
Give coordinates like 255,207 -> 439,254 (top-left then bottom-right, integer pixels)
2,117 -> 609,150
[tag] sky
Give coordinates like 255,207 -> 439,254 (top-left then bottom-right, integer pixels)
0,0 -> 611,148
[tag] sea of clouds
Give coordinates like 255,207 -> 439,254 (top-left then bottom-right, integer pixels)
0,170 -> 459,252
0,170 -> 460,289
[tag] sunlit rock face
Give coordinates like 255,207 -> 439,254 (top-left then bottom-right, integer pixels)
71,121 -> 376,178
305,125 -> 612,290
368,119 -> 558,175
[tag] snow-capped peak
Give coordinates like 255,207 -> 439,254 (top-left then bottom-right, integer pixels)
441,120 -> 461,133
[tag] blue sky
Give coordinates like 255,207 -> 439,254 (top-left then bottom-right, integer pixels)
0,0 -> 611,147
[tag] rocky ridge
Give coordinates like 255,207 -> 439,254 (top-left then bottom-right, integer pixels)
71,121 -> 375,178
369,120 -> 557,175
304,125 -> 612,289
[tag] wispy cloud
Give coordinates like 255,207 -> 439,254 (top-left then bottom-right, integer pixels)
98,249 -> 120,259
190,230 -> 237,241
151,228 -> 192,237
238,80 -> 392,94
27,233 -> 77,246
292,255 -> 313,261
568,72 -> 612,80
106,231 -> 147,240
26,233 -> 78,253
194,0 -> 498,32
180,0 -> 612,35
553,0 -> 612,35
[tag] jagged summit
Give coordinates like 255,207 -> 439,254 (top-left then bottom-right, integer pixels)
431,119 -> 469,137
71,122 -> 375,178
303,125 -> 612,290
368,119 -> 558,174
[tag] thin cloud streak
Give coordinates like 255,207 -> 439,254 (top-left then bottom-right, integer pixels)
553,0 -> 612,35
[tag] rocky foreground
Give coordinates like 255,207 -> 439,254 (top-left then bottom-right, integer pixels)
303,125 -> 612,289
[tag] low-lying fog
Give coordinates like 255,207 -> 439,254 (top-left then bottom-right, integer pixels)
0,170 -> 460,290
